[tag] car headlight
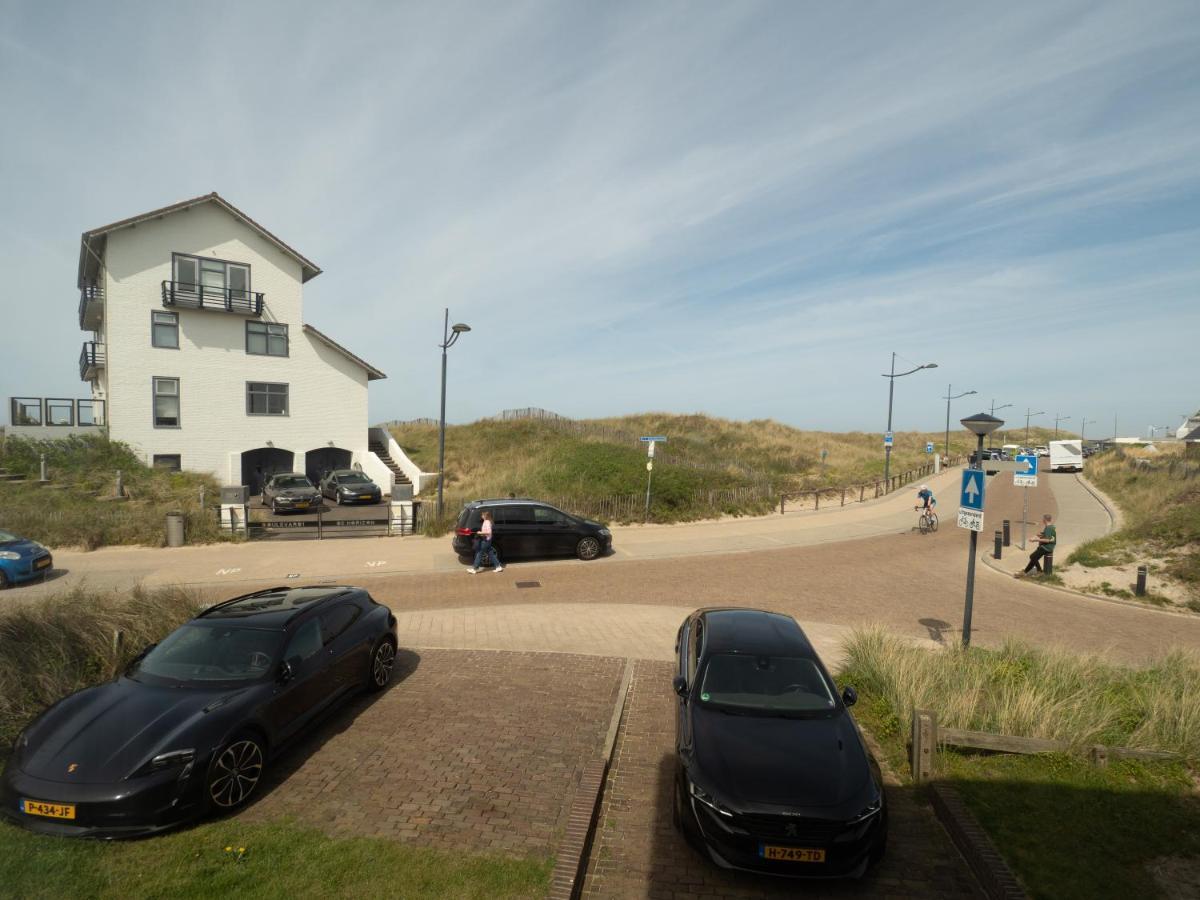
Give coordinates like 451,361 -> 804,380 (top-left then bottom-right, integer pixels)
847,795 -> 883,825
598,528 -> 611,537
688,776 -> 733,818
133,749 -> 195,779
11,728 -> 30,763
0,551 -> 20,561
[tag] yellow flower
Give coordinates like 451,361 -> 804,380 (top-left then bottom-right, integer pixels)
238,847 -> 245,853
224,846 -> 232,852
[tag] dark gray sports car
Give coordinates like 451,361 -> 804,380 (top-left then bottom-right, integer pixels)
1,585 -> 397,838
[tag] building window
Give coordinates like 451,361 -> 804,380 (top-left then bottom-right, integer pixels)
45,399 -> 75,426
246,321 -> 288,357
153,454 -> 182,472
152,311 -> 179,349
10,397 -> 42,426
173,254 -> 250,300
154,377 -> 180,428
247,382 -> 288,416
77,399 -> 103,426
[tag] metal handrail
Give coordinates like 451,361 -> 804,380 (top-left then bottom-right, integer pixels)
78,283 -> 104,329
161,280 -> 263,315
79,341 -> 106,380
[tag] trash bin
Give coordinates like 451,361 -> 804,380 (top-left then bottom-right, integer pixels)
166,512 -> 185,547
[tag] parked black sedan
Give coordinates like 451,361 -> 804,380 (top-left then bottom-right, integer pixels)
262,473 -> 323,514
672,608 -> 887,878
452,498 -> 612,562
1,585 -> 397,838
319,469 -> 383,505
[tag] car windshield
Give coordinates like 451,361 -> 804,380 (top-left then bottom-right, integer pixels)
698,653 -> 837,715
274,476 -> 311,489
0,530 -> 19,542
337,473 -> 371,484
129,623 -> 282,685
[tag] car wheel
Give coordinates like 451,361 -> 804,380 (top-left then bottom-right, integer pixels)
207,733 -> 266,811
576,536 -> 601,561
367,637 -> 397,691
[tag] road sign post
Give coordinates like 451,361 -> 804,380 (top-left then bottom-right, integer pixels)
959,413 -> 1005,647
640,437 -> 666,522
957,468 -> 985,532
1014,454 -> 1038,550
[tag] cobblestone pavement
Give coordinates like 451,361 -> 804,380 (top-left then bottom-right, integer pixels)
240,648 -> 624,859
582,661 -> 983,899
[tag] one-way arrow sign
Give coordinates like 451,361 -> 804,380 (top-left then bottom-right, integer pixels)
960,469 -> 984,512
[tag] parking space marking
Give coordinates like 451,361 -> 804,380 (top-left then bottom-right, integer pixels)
286,573 -> 301,579
216,568 -> 242,576
366,561 -> 387,568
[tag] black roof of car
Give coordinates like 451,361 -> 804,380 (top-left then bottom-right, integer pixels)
698,608 -> 815,658
197,586 -> 356,627
464,498 -> 541,506
328,469 -> 372,478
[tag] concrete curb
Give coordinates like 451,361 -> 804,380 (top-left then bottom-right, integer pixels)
1073,473 -> 1124,531
547,658 -> 635,900
929,782 -> 1028,900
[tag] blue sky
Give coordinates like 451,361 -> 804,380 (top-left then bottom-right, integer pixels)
2,0 -> 1197,437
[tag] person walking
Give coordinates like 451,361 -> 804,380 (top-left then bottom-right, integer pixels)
1016,514 -> 1056,577
467,510 -> 503,574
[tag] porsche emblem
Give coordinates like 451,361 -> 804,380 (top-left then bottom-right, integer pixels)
67,763 -> 79,774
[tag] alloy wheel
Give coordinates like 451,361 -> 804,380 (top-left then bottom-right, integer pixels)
372,641 -> 396,688
209,739 -> 264,808
578,537 -> 601,560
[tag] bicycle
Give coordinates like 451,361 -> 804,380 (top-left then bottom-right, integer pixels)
915,506 -> 938,534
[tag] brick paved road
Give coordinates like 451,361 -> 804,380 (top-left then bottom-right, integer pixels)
241,649 -> 624,859
582,661 -> 982,899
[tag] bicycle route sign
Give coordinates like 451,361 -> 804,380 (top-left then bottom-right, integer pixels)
957,469 -> 985,532
1014,454 -> 1038,488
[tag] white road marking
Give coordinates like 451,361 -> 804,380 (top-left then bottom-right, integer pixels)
366,561 -> 387,568
286,573 -> 301,579
216,568 -> 242,576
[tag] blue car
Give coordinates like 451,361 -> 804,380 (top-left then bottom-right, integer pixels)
0,530 -> 54,589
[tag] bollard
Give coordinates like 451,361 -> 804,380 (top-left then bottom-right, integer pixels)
780,495 -> 786,515
40,453 -> 48,482
1044,551 -> 1054,576
1002,519 -> 1011,547
859,485 -> 865,502
814,491 -> 820,511
1135,566 -> 1147,596
994,530 -> 1003,559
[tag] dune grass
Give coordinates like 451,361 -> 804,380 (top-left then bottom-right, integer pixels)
1067,445 -> 1200,597
0,585 -> 205,751
0,434 -> 224,549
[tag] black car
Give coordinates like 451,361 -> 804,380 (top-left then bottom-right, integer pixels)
319,469 -> 383,505
262,473 -> 323,514
1,585 -> 397,838
451,499 -> 612,562
672,608 -> 887,878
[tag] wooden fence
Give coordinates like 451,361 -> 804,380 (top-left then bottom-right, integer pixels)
908,708 -> 1181,782
779,457 -> 964,514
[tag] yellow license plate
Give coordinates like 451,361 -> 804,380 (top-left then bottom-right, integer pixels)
359,495 -> 372,500
761,845 -> 825,862
295,502 -> 309,509
21,799 -> 75,820
35,558 -> 51,569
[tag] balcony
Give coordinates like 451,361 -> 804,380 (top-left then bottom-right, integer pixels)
79,341 -> 105,381
78,282 -> 104,330
161,280 -> 263,316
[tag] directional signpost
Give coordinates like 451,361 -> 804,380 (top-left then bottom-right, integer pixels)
957,469 -> 985,532
884,432 -> 894,448
1014,453 -> 1038,548
640,437 -> 667,521
925,442 -> 934,454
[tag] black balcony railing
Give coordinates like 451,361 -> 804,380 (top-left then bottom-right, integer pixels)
79,341 -> 105,381
161,281 -> 264,316
78,283 -> 104,330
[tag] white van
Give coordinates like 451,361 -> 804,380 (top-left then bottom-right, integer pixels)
1049,440 -> 1083,473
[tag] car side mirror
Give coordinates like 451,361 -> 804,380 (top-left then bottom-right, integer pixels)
841,685 -> 858,707
672,675 -> 688,698
278,657 -> 300,683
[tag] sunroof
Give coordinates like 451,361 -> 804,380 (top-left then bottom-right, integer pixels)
210,587 -> 343,616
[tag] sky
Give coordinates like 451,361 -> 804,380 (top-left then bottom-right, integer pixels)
1,0 -> 1198,438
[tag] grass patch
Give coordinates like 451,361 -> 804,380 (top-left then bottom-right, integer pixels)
0,434 -> 224,549
0,818 -> 551,899
0,585 -> 202,751
840,628 -> 1200,899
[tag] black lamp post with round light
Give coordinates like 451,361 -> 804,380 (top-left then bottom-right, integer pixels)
959,411 -> 1004,647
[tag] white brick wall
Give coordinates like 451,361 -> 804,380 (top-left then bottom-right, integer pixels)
96,202 -> 375,486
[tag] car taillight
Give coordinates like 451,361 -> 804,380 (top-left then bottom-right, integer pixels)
455,527 -> 473,536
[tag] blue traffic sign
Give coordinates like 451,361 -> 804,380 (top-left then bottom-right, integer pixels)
884,432 -> 894,447
926,442 -> 934,453
960,469 -> 985,511
1015,454 -> 1038,477
639,436 -> 667,442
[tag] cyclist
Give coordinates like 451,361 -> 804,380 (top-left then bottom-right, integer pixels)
915,484 -> 936,517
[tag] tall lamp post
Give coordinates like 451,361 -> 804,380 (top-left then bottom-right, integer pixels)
943,385 -> 977,456
882,353 -> 937,488
436,309 -> 471,518
1024,408 -> 1045,445
988,401 -> 1013,448
1080,417 -> 1096,444
1053,414 -> 1071,438
960,411 -> 1004,647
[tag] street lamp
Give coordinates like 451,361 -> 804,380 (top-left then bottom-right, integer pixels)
960,411 -> 1004,648
1024,409 -> 1045,445
988,401 -> 1013,448
436,309 -> 471,518
1080,418 -> 1096,444
1053,414 -> 1071,438
882,353 -> 937,489
942,384 -> 977,456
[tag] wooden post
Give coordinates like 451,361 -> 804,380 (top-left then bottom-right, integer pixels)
859,485 -> 865,502
814,491 -> 820,511
1090,745 -> 1109,768
841,488 -> 846,506
112,630 -> 124,656
911,708 -> 936,782
780,495 -> 786,515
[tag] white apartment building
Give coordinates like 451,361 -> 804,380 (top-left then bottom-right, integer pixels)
76,193 -> 395,495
